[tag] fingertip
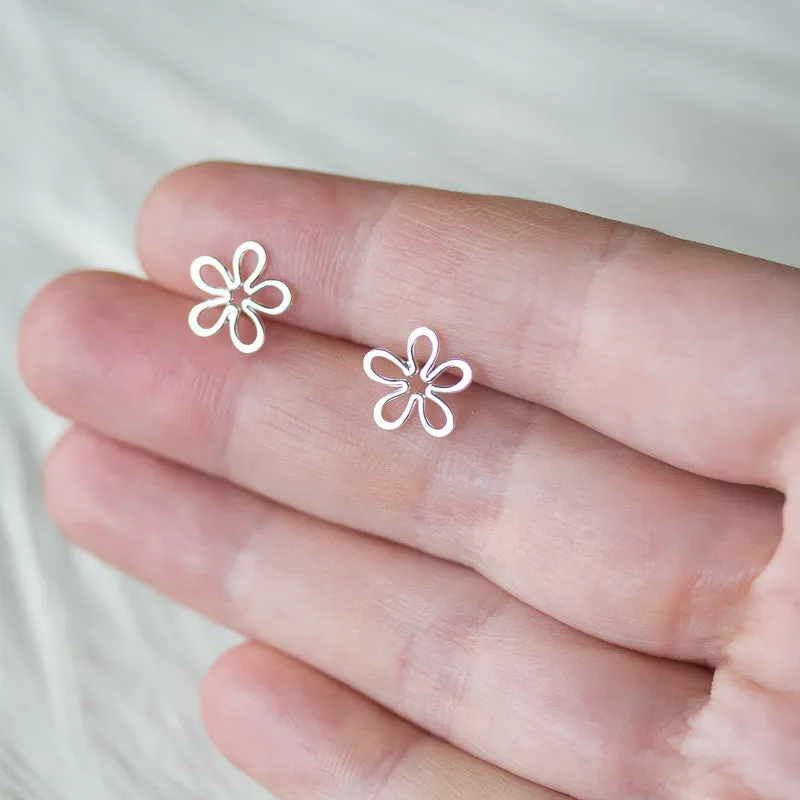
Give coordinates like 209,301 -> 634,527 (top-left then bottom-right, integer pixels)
42,427 -> 80,530
133,161 -> 396,340
136,161 -> 299,293
43,427 -> 129,554
200,641 -> 268,747
201,643 -> 327,796
18,272 -> 94,403
136,162 -> 234,276
19,270 -> 153,412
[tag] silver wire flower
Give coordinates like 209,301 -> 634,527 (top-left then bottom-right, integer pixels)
187,241 -> 292,354
363,327 -> 473,438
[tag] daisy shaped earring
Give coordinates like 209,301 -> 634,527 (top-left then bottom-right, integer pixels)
187,241 -> 292,354
363,326 -> 473,438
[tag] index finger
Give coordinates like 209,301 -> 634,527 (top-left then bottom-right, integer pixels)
138,162 -> 800,488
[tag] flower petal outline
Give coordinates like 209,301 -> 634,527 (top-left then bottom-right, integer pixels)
373,387 -> 418,431
363,348 -> 414,386
244,280 -> 293,316
234,241 -> 268,291
406,326 -> 440,379
419,390 -> 456,438
227,304 -> 266,355
188,297 -> 233,337
190,256 -> 236,296
425,358 -> 473,395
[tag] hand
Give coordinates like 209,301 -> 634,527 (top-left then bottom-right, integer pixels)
19,163 -> 800,799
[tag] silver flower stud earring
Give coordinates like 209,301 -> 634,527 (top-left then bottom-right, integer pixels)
363,326 -> 473,438
188,241 -> 292,354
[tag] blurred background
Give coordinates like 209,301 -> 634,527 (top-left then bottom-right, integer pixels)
2,0 -> 799,797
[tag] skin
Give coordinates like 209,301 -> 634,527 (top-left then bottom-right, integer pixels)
17,162 -> 800,799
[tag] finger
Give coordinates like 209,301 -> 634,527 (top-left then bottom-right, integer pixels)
137,162 -> 800,488
671,481 -> 800,798
21,273 -> 780,662
204,643 -> 563,799
46,427 -> 710,800
19,272 -> 781,664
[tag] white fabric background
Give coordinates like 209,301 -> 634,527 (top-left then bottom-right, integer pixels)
2,1 -> 799,797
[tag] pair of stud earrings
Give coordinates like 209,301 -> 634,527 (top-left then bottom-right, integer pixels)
187,241 -> 472,438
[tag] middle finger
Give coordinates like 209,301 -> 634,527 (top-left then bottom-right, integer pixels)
20,271 -> 781,664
